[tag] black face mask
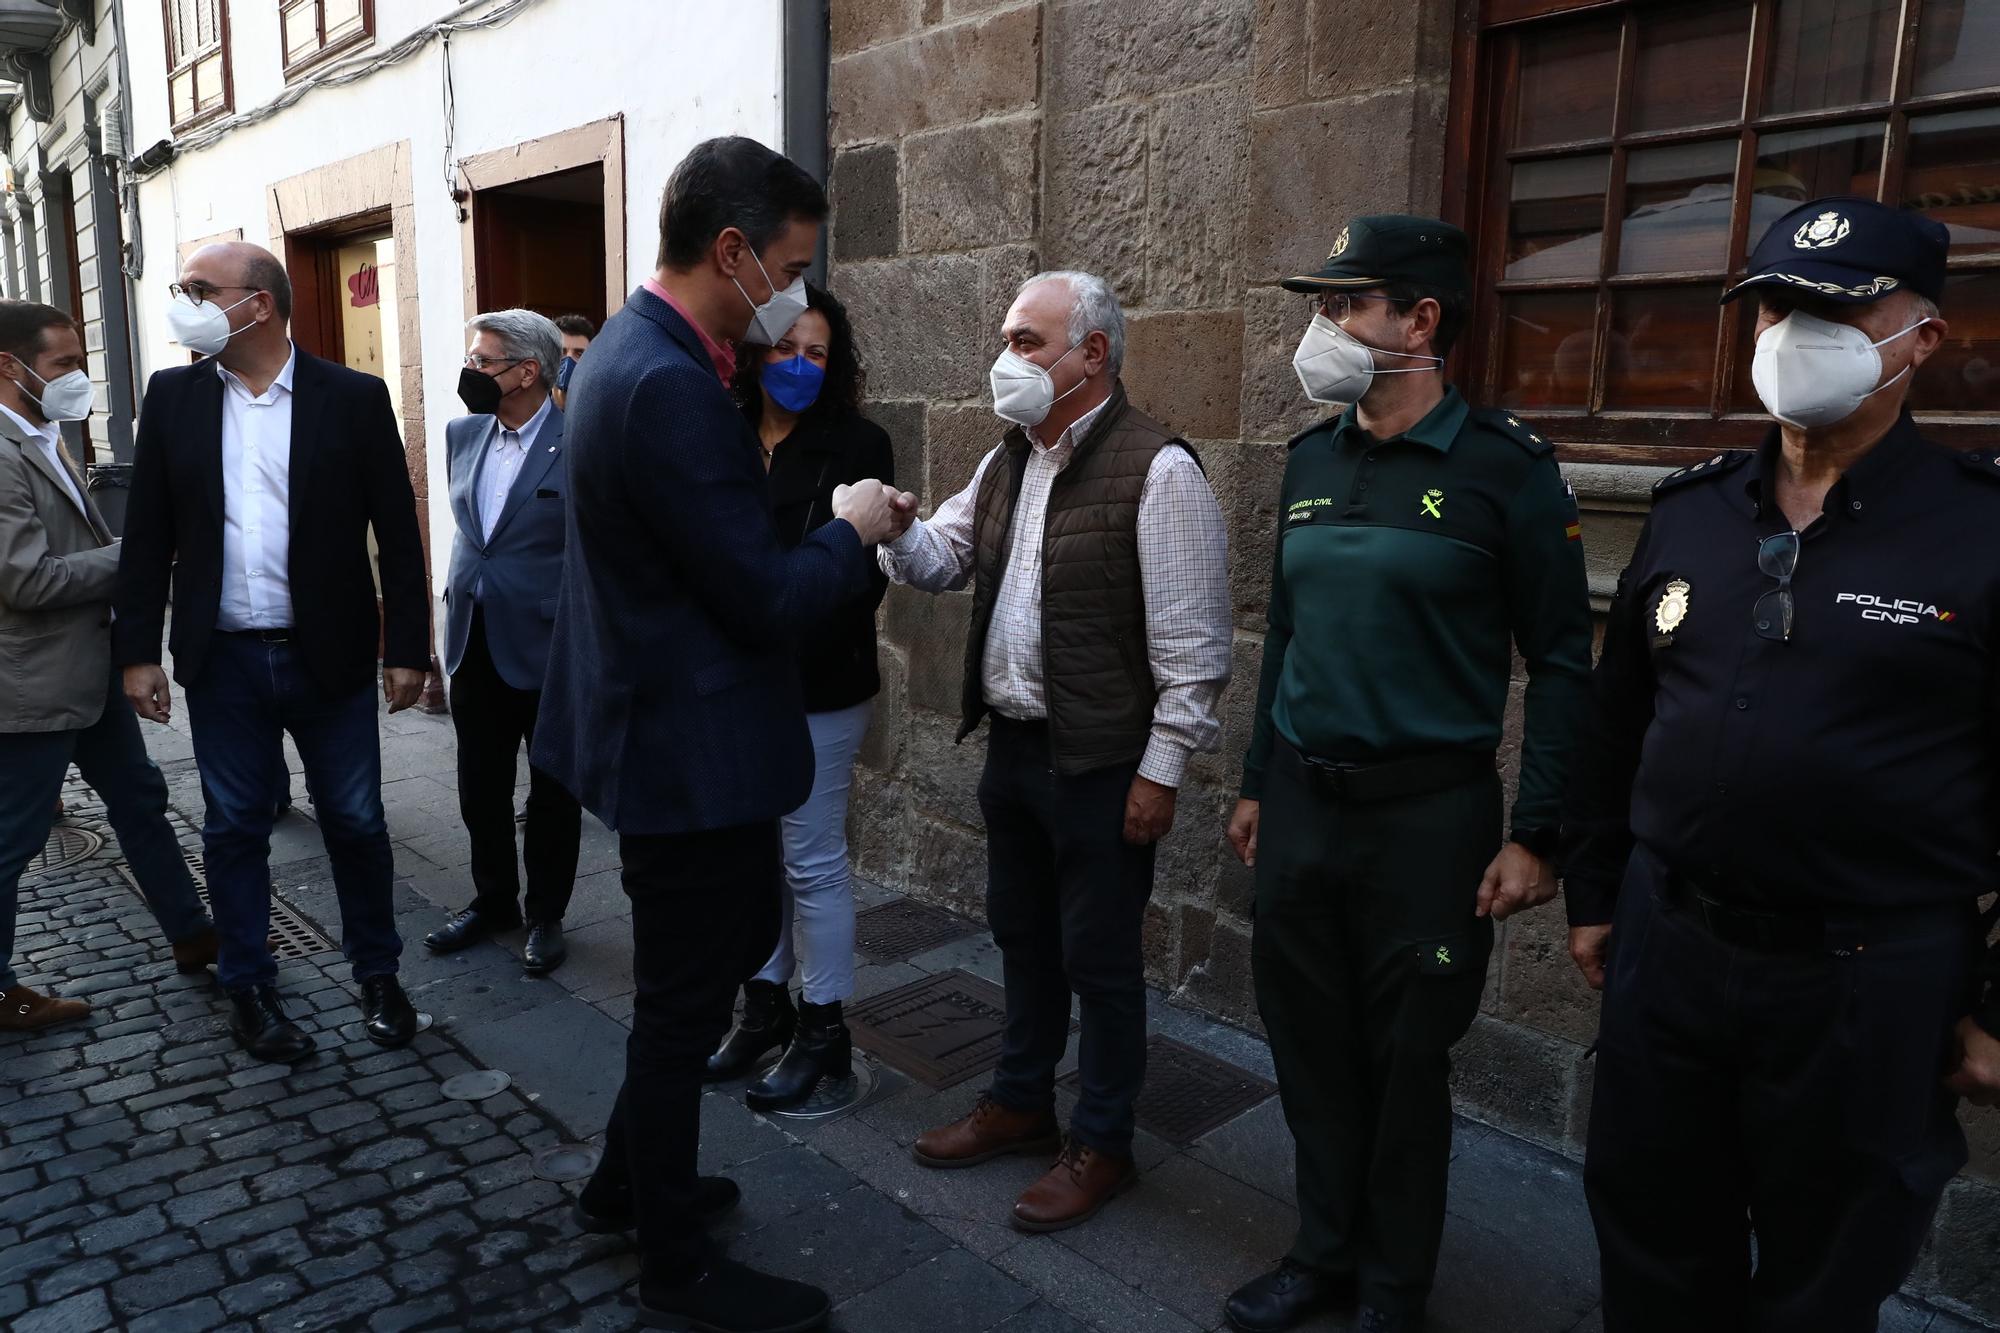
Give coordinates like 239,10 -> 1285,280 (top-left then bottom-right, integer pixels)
457,365 -> 505,416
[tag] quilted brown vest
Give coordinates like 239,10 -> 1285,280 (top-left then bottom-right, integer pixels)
958,384 -> 1198,774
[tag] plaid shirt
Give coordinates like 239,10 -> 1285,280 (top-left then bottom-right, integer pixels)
880,394 -> 1232,787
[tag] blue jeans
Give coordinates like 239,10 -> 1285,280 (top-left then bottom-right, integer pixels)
184,633 -> 402,992
0,669 -> 212,992
755,699 -> 871,1004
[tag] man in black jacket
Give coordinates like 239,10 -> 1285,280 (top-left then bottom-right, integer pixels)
117,242 -> 428,1063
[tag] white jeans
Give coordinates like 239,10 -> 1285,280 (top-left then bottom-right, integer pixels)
756,699 -> 871,1004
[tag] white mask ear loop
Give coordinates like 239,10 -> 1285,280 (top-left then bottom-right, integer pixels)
1333,317 -> 1442,374
1866,318 -> 1931,398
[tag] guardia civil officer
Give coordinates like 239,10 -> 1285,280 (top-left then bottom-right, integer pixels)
1563,196 -> 2000,1333
1223,216 -> 1593,1333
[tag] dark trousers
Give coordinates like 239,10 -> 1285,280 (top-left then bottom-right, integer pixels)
584,821 -> 782,1280
1586,849 -> 1976,1333
0,669 -> 211,991
979,716 -> 1156,1157
449,607 -> 581,924
184,632 -> 402,993
1251,741 -> 1498,1317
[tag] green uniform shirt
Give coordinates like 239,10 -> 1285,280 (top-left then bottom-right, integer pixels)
1240,386 -> 1593,836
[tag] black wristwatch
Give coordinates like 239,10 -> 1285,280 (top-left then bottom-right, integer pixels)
1509,827 -> 1560,859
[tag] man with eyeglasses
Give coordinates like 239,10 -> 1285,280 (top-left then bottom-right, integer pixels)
1223,215 -> 1592,1333
419,309 -> 581,975
116,242 -> 429,1063
1564,197 -> 2000,1330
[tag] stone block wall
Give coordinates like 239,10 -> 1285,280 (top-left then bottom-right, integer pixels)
825,4 -> 1999,1317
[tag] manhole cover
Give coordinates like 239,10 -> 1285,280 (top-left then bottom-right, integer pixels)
854,898 -> 977,963
118,845 -> 335,962
28,825 -> 104,876
441,1069 -> 512,1101
764,1057 -> 879,1122
849,969 -> 1041,1089
533,1144 -> 603,1182
1058,1035 -> 1275,1146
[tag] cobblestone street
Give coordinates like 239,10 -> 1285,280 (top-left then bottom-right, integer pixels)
1,708 -> 1988,1332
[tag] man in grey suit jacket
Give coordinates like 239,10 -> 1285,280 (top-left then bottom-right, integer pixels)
0,301 -> 214,1029
422,309 -> 581,974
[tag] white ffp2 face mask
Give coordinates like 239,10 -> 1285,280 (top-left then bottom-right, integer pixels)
1292,311 -> 1441,405
166,291 -> 258,357
733,249 -> 808,346
990,343 -> 1085,428
1750,310 -> 1928,430
18,363 -> 94,422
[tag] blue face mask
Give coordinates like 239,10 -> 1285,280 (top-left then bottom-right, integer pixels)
556,355 -> 577,392
762,354 -> 825,413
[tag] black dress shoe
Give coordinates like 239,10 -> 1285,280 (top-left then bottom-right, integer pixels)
745,1001 -> 851,1111
1358,1305 -> 1425,1333
704,980 -> 795,1082
1224,1259 -> 1357,1332
424,906 -> 517,954
228,986 -> 314,1064
359,975 -> 417,1048
572,1175 -> 740,1233
637,1255 -> 830,1332
522,920 -> 567,975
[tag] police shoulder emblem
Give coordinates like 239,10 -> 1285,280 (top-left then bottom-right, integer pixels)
1654,579 -> 1691,635
1329,226 -> 1350,258
1793,210 -> 1851,250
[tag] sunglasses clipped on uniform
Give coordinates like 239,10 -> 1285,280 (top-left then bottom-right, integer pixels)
1754,530 -> 1801,642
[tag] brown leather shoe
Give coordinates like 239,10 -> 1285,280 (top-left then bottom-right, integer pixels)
912,1095 -> 1062,1169
1012,1140 -> 1135,1232
172,928 -> 220,974
0,984 -> 91,1031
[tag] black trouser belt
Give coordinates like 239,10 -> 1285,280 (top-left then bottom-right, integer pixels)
1660,869 -> 1971,954
1279,739 -> 1492,803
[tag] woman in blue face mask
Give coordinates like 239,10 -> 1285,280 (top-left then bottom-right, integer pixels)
709,284 -> 893,1111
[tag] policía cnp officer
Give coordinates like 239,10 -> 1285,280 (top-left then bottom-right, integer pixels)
1223,215 -> 1593,1333
1563,196 -> 2000,1333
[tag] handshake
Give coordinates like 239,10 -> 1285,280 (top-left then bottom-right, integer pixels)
832,480 -> 919,546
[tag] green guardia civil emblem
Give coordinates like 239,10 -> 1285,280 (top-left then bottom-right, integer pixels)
1420,488 -> 1444,519
1434,945 -> 1452,966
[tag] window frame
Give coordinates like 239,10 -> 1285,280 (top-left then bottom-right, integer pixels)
1448,0 -> 2000,464
160,0 -> 233,135
279,0 -> 376,82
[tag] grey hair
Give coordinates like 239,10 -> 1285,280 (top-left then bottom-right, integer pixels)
1909,292 -> 1941,322
466,308 -> 562,388
1018,270 -> 1126,375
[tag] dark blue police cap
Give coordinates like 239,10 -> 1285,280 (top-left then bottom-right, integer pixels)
1721,196 -> 1949,306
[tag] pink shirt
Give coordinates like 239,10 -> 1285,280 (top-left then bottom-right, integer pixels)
643,277 -> 736,384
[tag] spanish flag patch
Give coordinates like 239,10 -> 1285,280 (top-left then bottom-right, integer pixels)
1565,522 -> 1583,542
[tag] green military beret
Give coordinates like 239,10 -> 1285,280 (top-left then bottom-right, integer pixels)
1280,214 -> 1470,296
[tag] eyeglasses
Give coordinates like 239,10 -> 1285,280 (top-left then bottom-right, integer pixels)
1313,292 -> 1400,323
1753,530 -> 1801,642
167,281 -> 255,305
463,354 -> 521,373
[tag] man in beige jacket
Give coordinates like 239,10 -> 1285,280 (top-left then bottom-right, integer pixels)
0,300 -> 215,1030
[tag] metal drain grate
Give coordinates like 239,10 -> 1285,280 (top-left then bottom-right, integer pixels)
848,969 -> 1013,1089
118,846 -> 335,961
28,825 -> 105,876
854,898 -> 977,963
1059,1034 -> 1275,1146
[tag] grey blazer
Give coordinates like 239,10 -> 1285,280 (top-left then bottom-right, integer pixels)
0,410 -> 120,731
442,402 -> 568,692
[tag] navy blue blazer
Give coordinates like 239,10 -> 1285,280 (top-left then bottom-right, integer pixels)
531,287 -> 870,835
442,402 -> 567,691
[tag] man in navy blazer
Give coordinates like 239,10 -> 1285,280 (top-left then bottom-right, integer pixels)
424,308 -> 581,976
533,137 -> 912,1333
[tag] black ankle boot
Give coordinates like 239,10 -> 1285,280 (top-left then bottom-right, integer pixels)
704,980 -> 796,1082
745,1000 -> 851,1111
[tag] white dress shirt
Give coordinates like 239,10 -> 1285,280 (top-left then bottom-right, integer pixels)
880,392 -> 1233,788
0,401 -> 88,518
478,395 -> 553,545
216,347 -> 297,631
